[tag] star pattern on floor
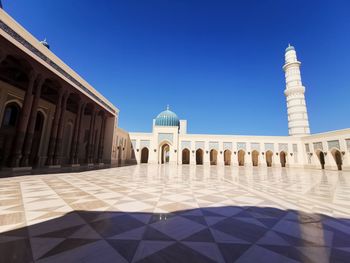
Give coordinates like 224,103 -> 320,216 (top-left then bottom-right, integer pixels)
1,165 -> 350,262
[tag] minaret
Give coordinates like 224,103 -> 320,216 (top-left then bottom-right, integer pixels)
283,44 -> 310,136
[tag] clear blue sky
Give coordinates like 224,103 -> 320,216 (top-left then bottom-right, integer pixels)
4,0 -> 350,135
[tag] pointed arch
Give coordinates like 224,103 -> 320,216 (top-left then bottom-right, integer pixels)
315,150 -> 325,169
182,148 -> 190,164
238,150 -> 245,166
210,149 -> 218,165
140,147 -> 149,163
196,149 -> 203,165
252,150 -> 259,167
265,150 -> 273,167
224,150 -> 231,166
280,151 -> 287,167
331,149 -> 342,171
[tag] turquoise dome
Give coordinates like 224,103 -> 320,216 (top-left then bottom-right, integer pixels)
40,38 -> 50,49
155,106 -> 180,127
285,44 -> 295,52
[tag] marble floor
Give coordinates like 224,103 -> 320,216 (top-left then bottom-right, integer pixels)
1,165 -> 350,263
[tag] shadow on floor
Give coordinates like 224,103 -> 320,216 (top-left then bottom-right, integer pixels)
1,206 -> 350,263
0,162 -> 137,178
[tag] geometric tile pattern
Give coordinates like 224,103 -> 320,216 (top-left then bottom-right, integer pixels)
1,165 -> 350,262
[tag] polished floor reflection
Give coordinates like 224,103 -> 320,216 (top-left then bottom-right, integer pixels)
1,165 -> 350,262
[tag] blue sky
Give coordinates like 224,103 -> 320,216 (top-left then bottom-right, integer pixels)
4,0 -> 350,135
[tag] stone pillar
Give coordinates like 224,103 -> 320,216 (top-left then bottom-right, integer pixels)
46,88 -> 65,166
53,91 -> 69,165
97,115 -> 107,163
203,142 -> 210,165
9,71 -> 36,167
74,104 -> 87,164
245,145 -> 252,167
86,109 -> 97,164
69,101 -> 85,165
190,150 -> 196,165
20,76 -> 45,167
259,152 -> 267,167
231,151 -> 237,167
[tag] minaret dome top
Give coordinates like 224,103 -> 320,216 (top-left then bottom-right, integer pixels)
285,43 -> 295,53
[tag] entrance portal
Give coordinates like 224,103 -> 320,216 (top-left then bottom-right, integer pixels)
161,144 -> 170,164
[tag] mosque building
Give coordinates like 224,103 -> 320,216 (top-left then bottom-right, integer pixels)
129,45 -> 350,171
0,7 -> 134,173
0,7 -> 349,174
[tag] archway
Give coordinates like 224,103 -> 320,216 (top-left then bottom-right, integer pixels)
224,150 -> 231,166
182,148 -> 190,164
29,111 -> 45,166
161,144 -> 170,164
0,102 -> 21,166
266,151 -> 273,167
332,149 -> 342,171
140,147 -> 149,163
252,150 -> 259,166
280,151 -> 287,167
1,102 -> 21,128
238,150 -> 245,166
196,149 -> 203,165
210,149 -> 217,165
316,150 -> 325,169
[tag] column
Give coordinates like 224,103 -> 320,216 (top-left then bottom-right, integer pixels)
74,103 -> 87,164
245,144 -> 252,167
9,71 -> 36,167
53,91 -> 69,165
218,143 -> 224,166
91,114 -> 101,163
20,76 -> 45,167
259,148 -> 267,167
97,115 -> 107,163
86,109 -> 97,164
190,143 -> 196,165
340,139 -> 350,170
46,88 -> 64,166
232,144 -> 238,166
204,142 -> 210,165
69,101 -> 84,164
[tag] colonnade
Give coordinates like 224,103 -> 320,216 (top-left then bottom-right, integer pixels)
0,53 -> 109,170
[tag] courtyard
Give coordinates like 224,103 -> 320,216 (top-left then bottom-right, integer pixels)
1,165 -> 350,262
